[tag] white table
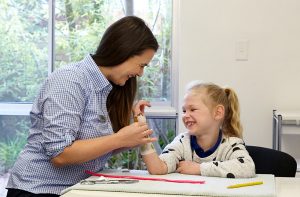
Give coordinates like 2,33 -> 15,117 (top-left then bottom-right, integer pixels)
275,177 -> 300,197
61,176 -> 300,197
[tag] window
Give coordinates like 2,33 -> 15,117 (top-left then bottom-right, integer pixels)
0,0 -> 176,175
54,0 -> 173,104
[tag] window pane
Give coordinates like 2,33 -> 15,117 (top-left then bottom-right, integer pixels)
0,115 -> 30,174
134,0 -> 173,104
0,1 -> 48,102
107,117 -> 176,170
54,0 -> 172,104
54,0 -> 111,67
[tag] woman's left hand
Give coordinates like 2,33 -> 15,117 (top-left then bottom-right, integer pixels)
133,100 -> 151,116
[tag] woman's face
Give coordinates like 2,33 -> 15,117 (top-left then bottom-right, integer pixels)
107,49 -> 155,86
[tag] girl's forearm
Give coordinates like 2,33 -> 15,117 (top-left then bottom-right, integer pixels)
142,152 -> 168,175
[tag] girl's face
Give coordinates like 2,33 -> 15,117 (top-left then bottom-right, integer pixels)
182,92 -> 220,137
107,49 -> 155,86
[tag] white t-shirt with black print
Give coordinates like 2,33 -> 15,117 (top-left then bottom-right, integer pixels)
159,132 -> 256,178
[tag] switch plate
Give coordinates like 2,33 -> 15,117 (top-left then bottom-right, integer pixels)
235,40 -> 249,61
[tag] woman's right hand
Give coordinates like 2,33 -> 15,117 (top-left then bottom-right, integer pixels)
116,122 -> 157,148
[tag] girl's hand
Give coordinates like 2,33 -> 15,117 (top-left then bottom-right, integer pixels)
176,161 -> 201,175
133,100 -> 151,116
116,122 -> 156,148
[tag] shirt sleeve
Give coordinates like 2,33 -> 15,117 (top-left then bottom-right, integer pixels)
159,133 -> 188,173
40,70 -> 86,158
200,137 -> 256,178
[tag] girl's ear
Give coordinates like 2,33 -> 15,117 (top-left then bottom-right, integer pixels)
214,104 -> 225,120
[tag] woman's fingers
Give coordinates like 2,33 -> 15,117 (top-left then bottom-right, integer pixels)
118,122 -> 157,147
133,100 -> 151,115
142,129 -> 152,137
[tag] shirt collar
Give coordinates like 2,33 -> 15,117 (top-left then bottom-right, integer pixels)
190,130 -> 223,158
81,54 -> 112,92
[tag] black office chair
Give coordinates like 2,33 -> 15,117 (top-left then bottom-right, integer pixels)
246,145 -> 297,177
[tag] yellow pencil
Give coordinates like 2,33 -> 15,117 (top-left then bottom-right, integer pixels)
227,181 -> 263,189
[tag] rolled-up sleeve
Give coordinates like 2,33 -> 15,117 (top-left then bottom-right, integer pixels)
41,71 -> 85,158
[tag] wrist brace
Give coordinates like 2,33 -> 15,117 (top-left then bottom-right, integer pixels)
135,114 -> 156,155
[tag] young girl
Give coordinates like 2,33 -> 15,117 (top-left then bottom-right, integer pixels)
141,81 -> 255,178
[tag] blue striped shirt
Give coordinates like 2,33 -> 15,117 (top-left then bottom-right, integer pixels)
6,55 -> 114,195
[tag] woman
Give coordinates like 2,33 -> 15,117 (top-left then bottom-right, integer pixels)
6,16 -> 158,196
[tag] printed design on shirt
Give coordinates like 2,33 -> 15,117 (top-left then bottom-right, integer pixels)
209,140 -> 247,179
162,148 -> 175,154
227,173 -> 235,178
98,115 -> 106,123
232,147 -> 241,152
237,156 -> 245,163
179,134 -> 184,143
90,108 -> 112,136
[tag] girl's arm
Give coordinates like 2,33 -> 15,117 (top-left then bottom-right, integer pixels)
142,152 -> 168,175
134,113 -> 167,175
143,133 -> 189,175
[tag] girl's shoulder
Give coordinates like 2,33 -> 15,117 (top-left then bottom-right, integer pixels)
221,136 -> 245,146
171,132 -> 191,144
176,132 -> 191,140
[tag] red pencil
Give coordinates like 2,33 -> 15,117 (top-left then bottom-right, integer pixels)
85,170 -> 205,184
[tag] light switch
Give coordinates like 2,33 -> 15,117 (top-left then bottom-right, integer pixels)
235,40 -> 249,61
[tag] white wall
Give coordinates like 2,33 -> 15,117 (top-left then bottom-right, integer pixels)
177,0 -> 300,147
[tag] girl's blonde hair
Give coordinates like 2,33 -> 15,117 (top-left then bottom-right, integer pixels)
186,80 -> 243,138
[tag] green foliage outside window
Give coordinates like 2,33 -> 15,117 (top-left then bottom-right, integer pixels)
0,117 -> 29,173
0,0 -> 48,102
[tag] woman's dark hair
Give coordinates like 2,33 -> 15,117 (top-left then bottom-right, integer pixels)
92,16 -> 159,132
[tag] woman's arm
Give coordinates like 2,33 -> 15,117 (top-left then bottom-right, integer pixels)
51,122 -> 155,167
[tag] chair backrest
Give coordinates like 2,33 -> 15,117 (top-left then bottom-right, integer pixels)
246,145 -> 297,177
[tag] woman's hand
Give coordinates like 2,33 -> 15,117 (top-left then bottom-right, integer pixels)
133,100 -> 151,116
116,121 -> 157,148
176,161 -> 201,175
